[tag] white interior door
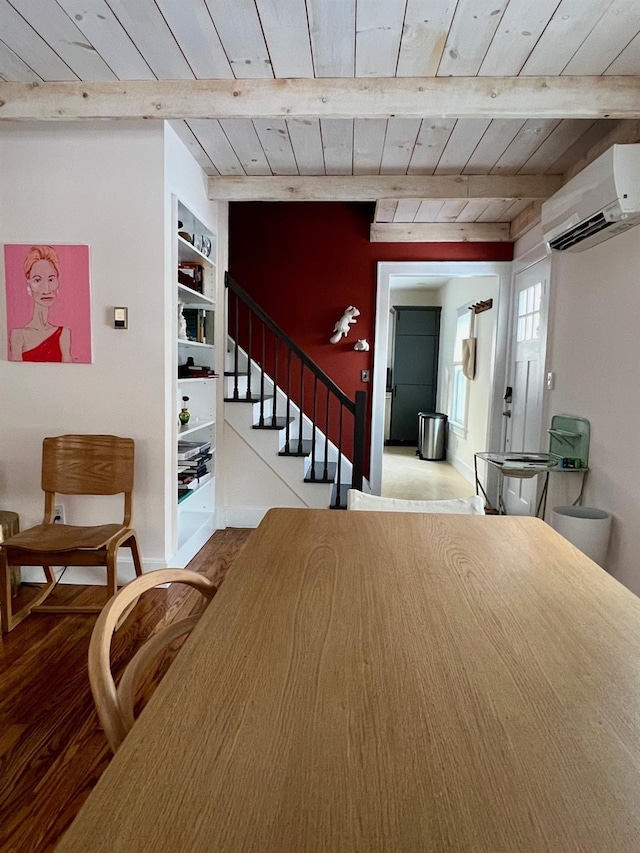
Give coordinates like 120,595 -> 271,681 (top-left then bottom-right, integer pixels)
503,258 -> 549,515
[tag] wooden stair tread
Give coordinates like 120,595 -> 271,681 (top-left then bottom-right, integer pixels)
278,439 -> 314,457
224,395 -> 274,403
304,461 -> 338,483
252,417 -> 294,430
330,483 -> 350,510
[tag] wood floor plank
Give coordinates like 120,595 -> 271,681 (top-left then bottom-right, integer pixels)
0,527 -> 252,853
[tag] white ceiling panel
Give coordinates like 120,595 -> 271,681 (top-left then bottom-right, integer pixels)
0,0 -> 78,80
521,0 -> 615,75
56,0 -> 155,80
462,120 -> 526,174
353,119 -> 387,175
0,38 -> 41,81
154,0 -> 233,79
491,119 -> 560,173
307,0 -> 355,77
562,0 -> 640,75
438,0 -> 509,76
396,0 -> 457,77
435,119 -> 491,174
219,119 -> 272,174
253,118 -> 299,175
380,120 -> 422,175
255,0 -> 314,78
321,119 -> 354,175
520,120 -> 595,173
478,0 -> 564,76
101,0 -> 194,79
1,0 -> 638,230
187,119 -> 245,174
355,0 -> 406,77
204,0 -> 273,78
287,119 -> 326,176
407,120 -> 456,175
7,0 -> 117,80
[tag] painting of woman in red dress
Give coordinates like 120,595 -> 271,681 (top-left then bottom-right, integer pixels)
5,244 -> 91,363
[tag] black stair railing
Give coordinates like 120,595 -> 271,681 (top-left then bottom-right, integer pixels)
226,273 -> 366,504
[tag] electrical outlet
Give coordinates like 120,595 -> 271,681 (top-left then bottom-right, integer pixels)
54,503 -> 65,524
361,369 -> 370,382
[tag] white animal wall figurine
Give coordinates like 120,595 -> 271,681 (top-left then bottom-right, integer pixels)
354,339 -> 370,352
330,306 -> 360,344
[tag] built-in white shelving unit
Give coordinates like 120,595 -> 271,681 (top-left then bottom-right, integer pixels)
174,198 -> 217,563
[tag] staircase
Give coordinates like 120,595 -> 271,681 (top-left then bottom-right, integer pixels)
225,274 -> 367,511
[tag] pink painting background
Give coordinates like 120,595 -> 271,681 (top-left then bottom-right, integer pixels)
4,244 -> 92,363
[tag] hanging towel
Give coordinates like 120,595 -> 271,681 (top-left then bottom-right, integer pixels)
462,310 -> 477,380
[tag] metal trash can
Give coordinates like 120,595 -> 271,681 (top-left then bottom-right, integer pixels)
418,412 -> 447,461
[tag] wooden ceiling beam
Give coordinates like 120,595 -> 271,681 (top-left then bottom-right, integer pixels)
1,77 -> 639,121
370,223 -> 511,243
208,175 -> 562,202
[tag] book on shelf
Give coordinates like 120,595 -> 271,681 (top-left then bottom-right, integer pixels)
178,262 -> 204,292
177,440 -> 211,460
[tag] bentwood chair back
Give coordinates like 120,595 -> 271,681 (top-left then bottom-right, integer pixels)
0,434 -> 143,633
346,489 -> 485,514
88,569 -> 218,752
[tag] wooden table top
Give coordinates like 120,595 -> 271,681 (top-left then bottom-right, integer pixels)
57,509 -> 640,852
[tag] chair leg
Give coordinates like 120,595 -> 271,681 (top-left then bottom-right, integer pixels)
106,548 -> 118,602
0,550 -> 12,634
128,533 -> 144,577
1,556 -> 58,633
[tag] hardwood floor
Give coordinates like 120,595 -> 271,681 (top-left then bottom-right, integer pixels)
0,528 -> 252,853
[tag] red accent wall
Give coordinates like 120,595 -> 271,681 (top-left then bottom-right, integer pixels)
229,202 -> 512,468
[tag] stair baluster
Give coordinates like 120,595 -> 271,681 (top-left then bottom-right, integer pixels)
225,273 -> 366,508
297,362 -> 304,455
272,338 -> 278,425
246,310 -> 253,401
324,388 -> 330,482
233,291 -> 240,400
334,404 -> 344,509
310,374 -> 318,481
259,322 -> 265,426
285,349 -> 292,452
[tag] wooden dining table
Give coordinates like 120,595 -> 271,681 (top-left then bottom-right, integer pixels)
56,508 -> 640,852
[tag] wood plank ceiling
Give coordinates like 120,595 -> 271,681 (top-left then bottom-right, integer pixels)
1,0 -> 639,238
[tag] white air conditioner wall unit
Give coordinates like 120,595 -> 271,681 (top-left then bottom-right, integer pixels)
542,144 -> 640,253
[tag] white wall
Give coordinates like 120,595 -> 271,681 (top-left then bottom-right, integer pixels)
539,226 -> 640,593
0,122 -> 167,576
0,121 -> 221,580
437,276 -> 499,484
389,288 -> 442,307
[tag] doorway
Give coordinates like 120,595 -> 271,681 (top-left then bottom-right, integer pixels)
502,256 -> 551,515
372,261 -> 512,498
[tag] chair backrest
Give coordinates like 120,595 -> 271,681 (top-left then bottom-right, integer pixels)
88,569 -> 218,753
347,490 -> 485,514
41,434 -> 135,524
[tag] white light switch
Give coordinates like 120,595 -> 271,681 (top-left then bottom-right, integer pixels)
546,371 -> 555,390
114,307 -> 128,329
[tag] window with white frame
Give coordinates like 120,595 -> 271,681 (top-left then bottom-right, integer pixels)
450,308 -> 471,428
517,282 -> 542,342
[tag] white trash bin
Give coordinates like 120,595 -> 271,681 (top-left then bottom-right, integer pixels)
551,506 -> 612,567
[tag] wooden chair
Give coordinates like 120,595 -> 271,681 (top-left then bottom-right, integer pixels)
0,434 -> 143,634
88,569 -> 218,752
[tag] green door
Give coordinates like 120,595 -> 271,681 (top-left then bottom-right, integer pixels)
389,307 -> 441,443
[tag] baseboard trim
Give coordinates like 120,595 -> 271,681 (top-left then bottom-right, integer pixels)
445,452 -> 475,487
20,556 -> 170,587
225,506 -> 269,528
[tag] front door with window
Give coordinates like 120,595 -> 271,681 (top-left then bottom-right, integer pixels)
503,258 -> 549,515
